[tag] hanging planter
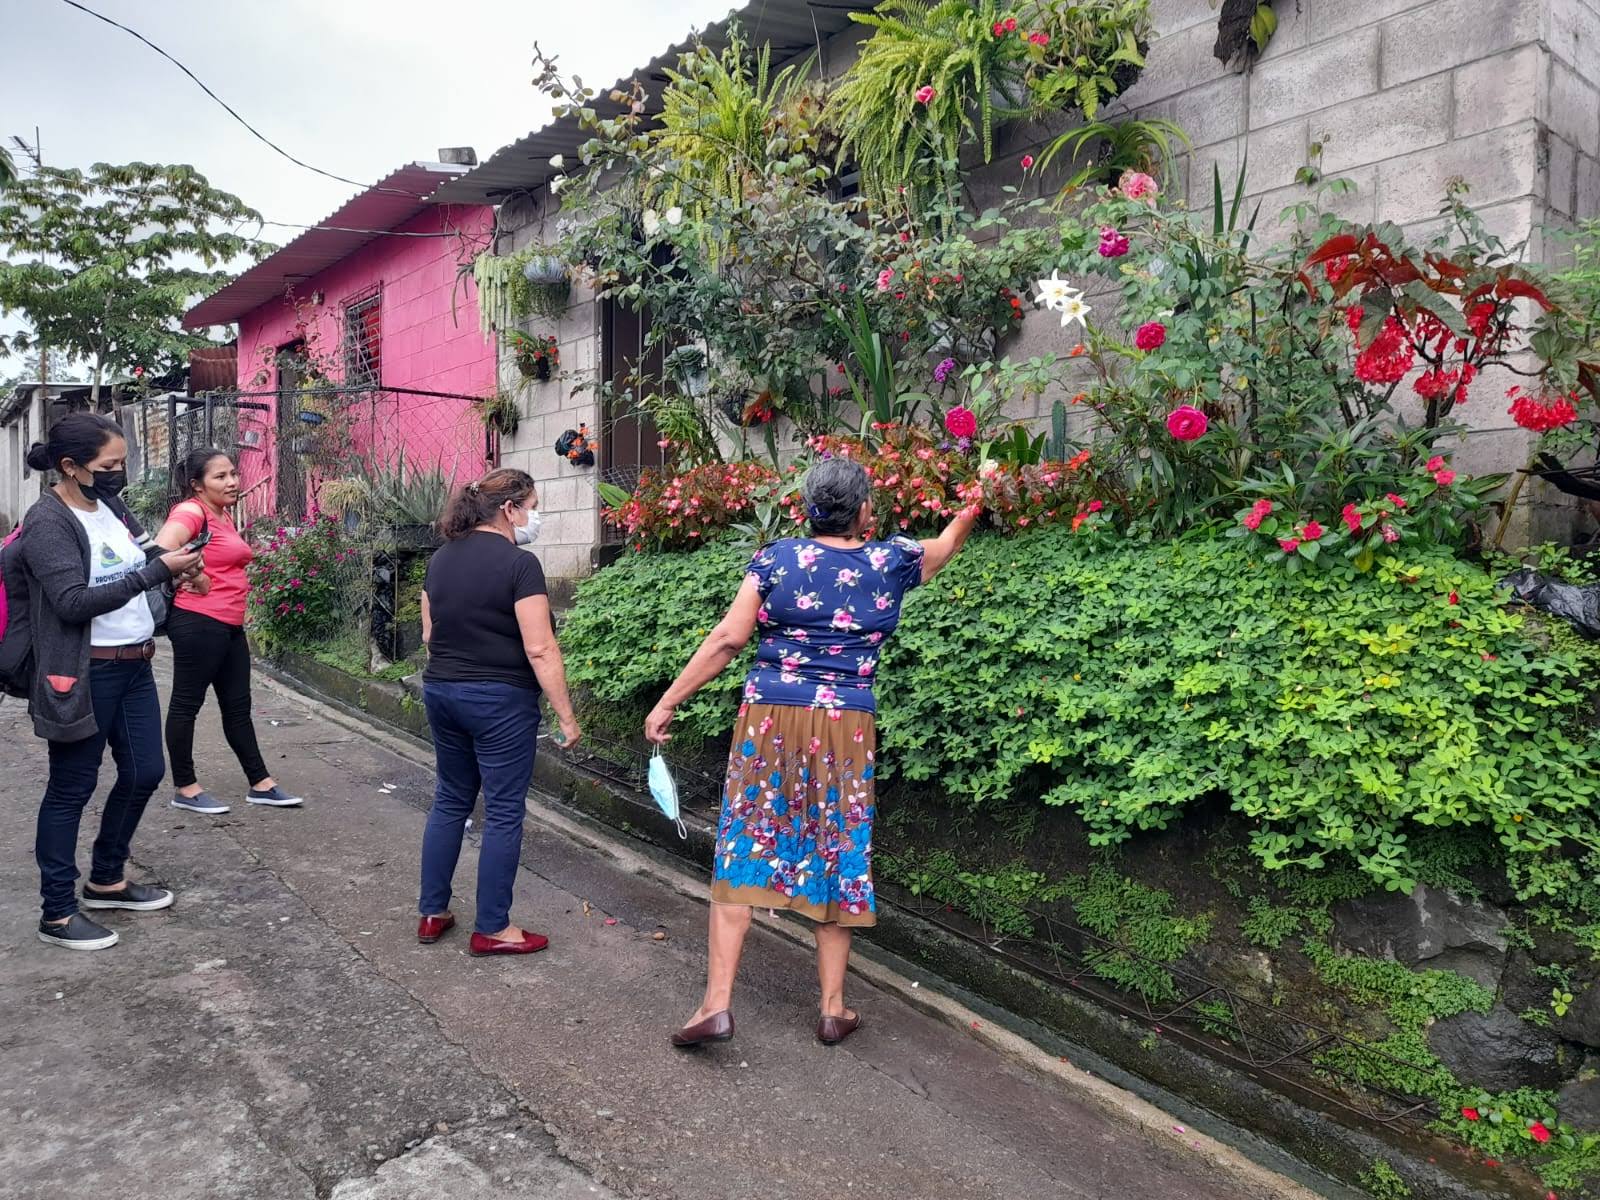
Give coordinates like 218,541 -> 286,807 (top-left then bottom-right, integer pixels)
510,332 -> 560,381
555,424 -> 595,468
480,391 -> 521,436
522,254 -> 567,285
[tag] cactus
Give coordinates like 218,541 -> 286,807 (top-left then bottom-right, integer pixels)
1049,398 -> 1068,461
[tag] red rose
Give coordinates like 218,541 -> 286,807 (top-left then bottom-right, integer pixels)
943,406 -> 978,440
1462,1107 -> 1480,1121
1134,321 -> 1167,350
1530,1122 -> 1552,1144
1166,405 -> 1208,441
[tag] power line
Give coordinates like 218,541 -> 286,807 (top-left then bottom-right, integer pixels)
55,0 -> 430,200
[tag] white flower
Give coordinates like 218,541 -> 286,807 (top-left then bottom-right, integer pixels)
642,208 -> 662,238
549,154 -> 565,169
664,206 -> 684,226
549,175 -> 567,194
1034,269 -> 1080,312
1057,295 -> 1091,328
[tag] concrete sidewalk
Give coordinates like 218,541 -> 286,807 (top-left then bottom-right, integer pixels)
0,663 -> 1329,1200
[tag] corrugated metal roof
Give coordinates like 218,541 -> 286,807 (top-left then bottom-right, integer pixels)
187,344 -> 239,392
182,161 -> 469,329
429,0 -> 877,205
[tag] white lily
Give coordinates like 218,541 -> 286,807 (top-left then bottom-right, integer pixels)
1058,295 -> 1091,328
642,209 -> 662,238
664,206 -> 684,226
549,154 -> 565,169
550,175 -> 567,194
1034,269 -> 1080,312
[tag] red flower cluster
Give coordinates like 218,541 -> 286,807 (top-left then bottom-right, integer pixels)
1350,311 -> 1416,384
603,460 -> 782,549
1507,385 -> 1580,432
1242,499 -> 1272,531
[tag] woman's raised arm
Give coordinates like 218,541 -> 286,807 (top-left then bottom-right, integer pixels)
644,576 -> 764,745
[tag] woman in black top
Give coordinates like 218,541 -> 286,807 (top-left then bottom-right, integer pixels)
416,468 -> 581,957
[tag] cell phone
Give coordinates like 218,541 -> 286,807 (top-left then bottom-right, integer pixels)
183,527 -> 213,552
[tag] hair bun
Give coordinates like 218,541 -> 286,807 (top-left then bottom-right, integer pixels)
24,442 -> 51,472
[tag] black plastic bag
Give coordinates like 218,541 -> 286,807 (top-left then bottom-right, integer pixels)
1499,568 -> 1600,639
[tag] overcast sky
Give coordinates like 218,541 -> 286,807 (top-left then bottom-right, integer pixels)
0,0 -> 735,374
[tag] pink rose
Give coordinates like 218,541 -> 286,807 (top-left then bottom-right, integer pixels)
944,406 -> 978,439
1020,154 -> 1035,170
914,85 -> 936,104
1118,170 -> 1158,200
1166,405 -> 1208,441
876,268 -> 894,292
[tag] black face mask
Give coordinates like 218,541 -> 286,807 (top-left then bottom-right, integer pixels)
80,469 -> 127,501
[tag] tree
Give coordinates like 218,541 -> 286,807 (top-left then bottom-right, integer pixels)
0,162 -> 269,402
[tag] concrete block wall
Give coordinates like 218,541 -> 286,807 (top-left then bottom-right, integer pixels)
503,0 -> 1600,576
978,0 -> 1600,543
494,198 -> 604,582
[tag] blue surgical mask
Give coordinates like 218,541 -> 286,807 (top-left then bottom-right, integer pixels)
649,749 -> 687,839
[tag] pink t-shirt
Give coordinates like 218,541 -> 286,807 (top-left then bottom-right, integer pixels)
168,500 -> 254,627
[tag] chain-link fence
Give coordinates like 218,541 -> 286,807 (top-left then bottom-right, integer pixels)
213,384 -> 493,670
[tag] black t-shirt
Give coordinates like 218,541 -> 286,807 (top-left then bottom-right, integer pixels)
423,531 -> 548,689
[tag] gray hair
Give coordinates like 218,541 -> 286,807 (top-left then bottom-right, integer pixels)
801,457 -> 871,536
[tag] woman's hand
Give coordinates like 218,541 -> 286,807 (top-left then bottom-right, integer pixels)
181,571 -> 212,596
644,702 -> 676,746
158,548 -> 202,579
555,713 -> 582,752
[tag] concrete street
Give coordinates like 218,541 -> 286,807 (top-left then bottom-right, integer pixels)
0,662 -> 1324,1199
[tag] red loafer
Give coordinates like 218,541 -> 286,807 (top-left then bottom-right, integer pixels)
417,914 -> 456,944
469,930 -> 549,957
670,1009 -> 734,1048
817,1011 -> 861,1046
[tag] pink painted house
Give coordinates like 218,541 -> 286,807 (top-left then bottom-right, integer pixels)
184,159 -> 496,521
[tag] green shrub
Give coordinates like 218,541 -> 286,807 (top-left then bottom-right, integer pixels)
879,526 -> 1600,897
560,528 -> 1600,896
561,542 -> 752,745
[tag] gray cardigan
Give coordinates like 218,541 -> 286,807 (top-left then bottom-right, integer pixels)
0,490 -> 173,742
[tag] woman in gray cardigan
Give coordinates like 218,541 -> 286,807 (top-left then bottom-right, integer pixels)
2,414 -> 200,951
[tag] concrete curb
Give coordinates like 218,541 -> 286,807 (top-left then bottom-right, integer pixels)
253,664 -> 1345,1200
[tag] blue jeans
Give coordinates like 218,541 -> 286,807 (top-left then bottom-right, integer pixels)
419,680 -> 541,934
36,659 -> 166,921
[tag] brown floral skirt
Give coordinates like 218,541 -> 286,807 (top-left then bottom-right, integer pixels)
710,703 -> 878,926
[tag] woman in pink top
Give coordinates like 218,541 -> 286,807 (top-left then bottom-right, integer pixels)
154,449 -> 302,815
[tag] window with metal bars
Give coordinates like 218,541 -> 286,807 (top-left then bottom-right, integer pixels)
342,291 -> 382,388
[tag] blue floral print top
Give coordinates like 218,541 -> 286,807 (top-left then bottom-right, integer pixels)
741,536 -> 926,714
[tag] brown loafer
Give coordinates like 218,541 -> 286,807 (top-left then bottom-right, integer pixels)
671,1009 -> 734,1048
817,1011 -> 861,1046
417,914 -> 456,944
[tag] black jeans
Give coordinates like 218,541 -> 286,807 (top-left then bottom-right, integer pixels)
37,658 -> 166,920
165,608 -> 268,790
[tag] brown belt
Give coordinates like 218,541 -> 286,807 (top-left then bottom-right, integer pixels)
89,641 -> 156,662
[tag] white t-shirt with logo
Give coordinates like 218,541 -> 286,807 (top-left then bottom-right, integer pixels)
69,503 -> 156,647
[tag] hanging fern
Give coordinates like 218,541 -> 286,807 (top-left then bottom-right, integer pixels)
650,24 -> 817,220
828,0 -> 1155,206
829,0 -> 1025,204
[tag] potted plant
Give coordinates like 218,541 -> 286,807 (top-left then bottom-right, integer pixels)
511,332 -> 560,381
555,424 -> 596,468
480,391 -> 521,436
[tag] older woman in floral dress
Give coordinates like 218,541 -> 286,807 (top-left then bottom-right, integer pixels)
645,457 -> 978,1047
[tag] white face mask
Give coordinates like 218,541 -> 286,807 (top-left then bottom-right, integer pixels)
513,505 -> 543,546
